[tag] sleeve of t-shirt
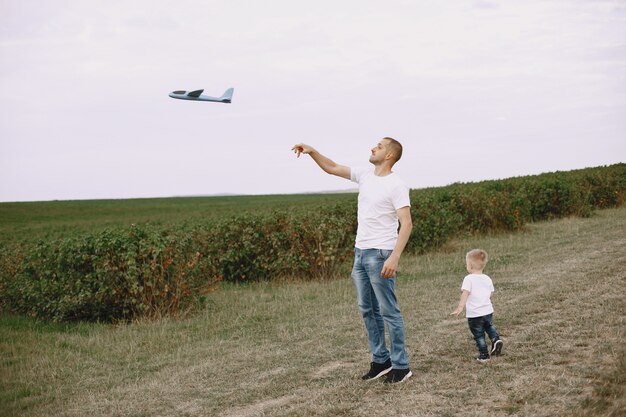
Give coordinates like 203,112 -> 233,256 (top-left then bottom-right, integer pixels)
461,276 -> 471,292
391,182 -> 411,209
350,166 -> 367,184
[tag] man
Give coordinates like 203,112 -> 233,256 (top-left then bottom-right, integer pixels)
292,138 -> 413,384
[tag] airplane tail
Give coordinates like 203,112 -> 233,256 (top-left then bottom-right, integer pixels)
220,88 -> 234,103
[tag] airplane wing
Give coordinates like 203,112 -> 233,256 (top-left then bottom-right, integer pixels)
187,89 -> 204,98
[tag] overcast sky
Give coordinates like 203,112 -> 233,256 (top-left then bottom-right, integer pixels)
1,0 -> 624,202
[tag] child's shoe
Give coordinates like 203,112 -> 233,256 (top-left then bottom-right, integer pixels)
490,339 -> 503,356
476,354 -> 490,363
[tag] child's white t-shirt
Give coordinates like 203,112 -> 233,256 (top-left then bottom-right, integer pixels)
350,167 -> 411,250
461,273 -> 495,318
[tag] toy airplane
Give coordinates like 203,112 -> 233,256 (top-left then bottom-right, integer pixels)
169,88 -> 234,103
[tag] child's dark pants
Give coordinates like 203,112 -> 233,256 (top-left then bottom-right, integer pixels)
467,313 -> 499,357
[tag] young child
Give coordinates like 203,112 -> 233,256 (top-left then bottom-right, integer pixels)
451,249 -> 503,362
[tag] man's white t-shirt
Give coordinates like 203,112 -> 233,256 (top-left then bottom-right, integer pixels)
350,167 -> 411,250
461,273 -> 495,318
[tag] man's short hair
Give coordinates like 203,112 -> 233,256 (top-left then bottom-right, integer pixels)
383,137 -> 403,163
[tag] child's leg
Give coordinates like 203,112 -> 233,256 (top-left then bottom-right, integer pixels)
467,317 -> 489,358
483,313 -> 500,342
483,314 -> 503,356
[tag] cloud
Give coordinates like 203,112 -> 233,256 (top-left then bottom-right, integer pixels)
1,0 -> 625,201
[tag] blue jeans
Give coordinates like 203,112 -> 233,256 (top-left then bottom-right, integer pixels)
467,313 -> 500,356
351,248 -> 409,369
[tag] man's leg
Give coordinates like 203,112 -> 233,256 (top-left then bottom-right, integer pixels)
364,249 -> 409,370
352,248 -> 389,364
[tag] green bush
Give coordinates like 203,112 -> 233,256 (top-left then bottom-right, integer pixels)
0,227 -> 222,322
0,164 -> 624,322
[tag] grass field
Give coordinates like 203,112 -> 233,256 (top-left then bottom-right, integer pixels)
0,193 -> 357,244
1,207 -> 624,416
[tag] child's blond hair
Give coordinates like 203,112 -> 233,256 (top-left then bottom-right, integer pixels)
466,249 -> 489,271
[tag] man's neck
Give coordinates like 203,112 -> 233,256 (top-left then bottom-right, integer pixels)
373,164 -> 393,177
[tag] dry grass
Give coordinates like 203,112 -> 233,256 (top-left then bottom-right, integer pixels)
1,208 -> 625,417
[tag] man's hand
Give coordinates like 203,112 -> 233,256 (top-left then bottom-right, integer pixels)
291,144 -> 351,179
380,207 -> 412,279
292,143 -> 315,158
381,254 -> 400,278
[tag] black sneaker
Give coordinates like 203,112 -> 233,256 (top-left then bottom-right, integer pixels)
491,339 -> 503,356
383,368 -> 413,384
361,359 -> 392,380
476,355 -> 490,363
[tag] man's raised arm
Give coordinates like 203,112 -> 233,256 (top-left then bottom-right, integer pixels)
292,143 -> 351,180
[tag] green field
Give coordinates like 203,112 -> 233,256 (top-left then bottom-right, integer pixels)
1,164 -> 624,323
1,166 -> 624,415
0,193 -> 357,244
1,207 -> 624,416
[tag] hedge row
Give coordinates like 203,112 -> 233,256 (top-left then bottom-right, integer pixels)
0,164 -> 624,322
407,164 -> 625,251
0,205 -> 357,322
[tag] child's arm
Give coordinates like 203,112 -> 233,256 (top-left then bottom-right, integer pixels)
451,290 -> 470,316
